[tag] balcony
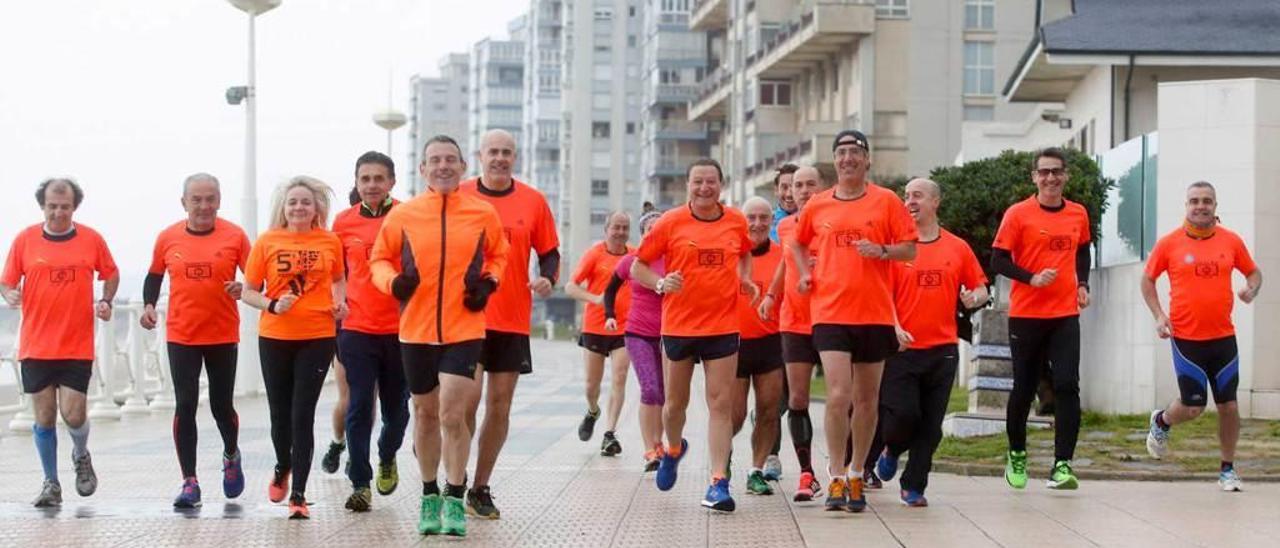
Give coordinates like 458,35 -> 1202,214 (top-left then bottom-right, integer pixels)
749,1 -> 876,79
647,155 -> 703,178
690,0 -> 728,32
652,83 -> 699,105
687,68 -> 731,122
652,119 -> 708,141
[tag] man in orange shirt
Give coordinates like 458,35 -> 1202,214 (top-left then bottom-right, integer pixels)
566,212 -> 632,456
458,129 -> 560,519
2,178 -> 117,508
1141,181 -> 1262,492
141,173 -> 250,508
632,159 -> 755,512
791,130 -> 918,513
331,151 -> 410,511
732,197 -> 784,496
990,147 -> 1092,491
369,135 -> 509,537
868,178 -> 988,507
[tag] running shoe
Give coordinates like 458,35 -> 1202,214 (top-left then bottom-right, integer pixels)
173,477 -> 202,509
701,477 -> 736,512
72,450 -> 97,497
418,494 -> 443,535
577,408 -> 600,441
876,448 -> 900,481
824,478 -> 849,511
1047,460 -> 1078,490
465,485 -> 501,519
793,471 -> 821,502
746,470 -> 773,495
1219,467 -> 1243,492
863,469 -> 883,489
223,450 -> 245,499
288,493 -> 309,519
656,439 -> 688,491
846,476 -> 867,513
268,465 -> 290,503
763,454 -> 783,481
1146,410 -> 1170,459
321,440 -> 344,475
376,459 -> 399,496
33,479 -> 62,508
900,489 -> 928,507
1005,450 -> 1028,489
643,448 -> 661,473
600,431 -> 622,456
441,495 -> 467,537
345,486 -> 372,512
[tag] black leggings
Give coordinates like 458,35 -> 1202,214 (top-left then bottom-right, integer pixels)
168,342 -> 240,479
1007,316 -> 1081,462
259,336 -> 334,496
866,345 -> 958,492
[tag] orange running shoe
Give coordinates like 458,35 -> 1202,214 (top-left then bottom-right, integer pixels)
268,466 -> 290,503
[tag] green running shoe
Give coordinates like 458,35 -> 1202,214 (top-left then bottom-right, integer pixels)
1047,460 -> 1078,490
746,470 -> 773,495
441,495 -> 467,537
418,494 -> 442,535
376,459 -> 399,496
1005,450 -> 1028,489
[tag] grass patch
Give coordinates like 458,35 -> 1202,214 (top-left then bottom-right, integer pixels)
810,375 -> 826,400
947,383 -> 967,414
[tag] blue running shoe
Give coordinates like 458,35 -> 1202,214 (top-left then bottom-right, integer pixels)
701,477 -> 735,512
173,477 -> 202,508
223,451 -> 245,499
900,489 -> 928,507
876,449 -> 900,482
655,439 -> 688,492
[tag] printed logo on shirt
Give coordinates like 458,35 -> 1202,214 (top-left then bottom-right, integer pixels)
917,270 -> 944,288
1048,235 -> 1073,251
698,248 -> 725,267
185,262 -> 213,280
275,249 -> 322,273
49,267 -> 76,285
1194,261 -> 1220,278
835,229 -> 863,248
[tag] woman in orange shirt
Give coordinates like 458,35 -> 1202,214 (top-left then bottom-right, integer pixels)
242,176 -> 348,519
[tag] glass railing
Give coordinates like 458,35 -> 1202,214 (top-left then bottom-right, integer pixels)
1097,132 -> 1158,267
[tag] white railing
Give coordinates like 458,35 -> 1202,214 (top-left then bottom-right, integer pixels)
2,301 -> 191,435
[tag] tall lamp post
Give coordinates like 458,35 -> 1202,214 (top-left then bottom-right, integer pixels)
373,109 -> 407,157
226,0 -> 281,396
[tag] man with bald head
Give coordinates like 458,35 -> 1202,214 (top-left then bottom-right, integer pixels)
566,211 -> 634,457
456,129 -> 561,518
867,178 -> 988,506
731,196 -> 786,495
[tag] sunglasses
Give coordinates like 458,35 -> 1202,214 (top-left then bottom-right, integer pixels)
1034,167 -> 1066,177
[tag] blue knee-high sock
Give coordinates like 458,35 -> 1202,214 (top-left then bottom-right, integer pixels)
67,421 -> 90,459
33,424 -> 58,482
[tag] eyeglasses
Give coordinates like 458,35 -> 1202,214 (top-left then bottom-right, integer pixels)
1034,168 -> 1066,178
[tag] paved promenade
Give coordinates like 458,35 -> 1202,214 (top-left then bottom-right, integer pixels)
0,339 -> 1275,547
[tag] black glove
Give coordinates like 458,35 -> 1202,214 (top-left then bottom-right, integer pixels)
463,277 -> 497,312
392,235 -> 420,301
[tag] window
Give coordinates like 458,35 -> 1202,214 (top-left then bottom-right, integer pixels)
591,179 -> 609,196
626,122 -> 636,134
628,35 -> 637,48
875,0 -> 908,18
590,210 -> 609,224
963,41 -> 994,95
759,80 -> 792,106
965,0 -> 994,30
963,105 -> 994,121
593,122 -> 611,138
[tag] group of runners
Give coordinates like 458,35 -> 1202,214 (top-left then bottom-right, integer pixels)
0,127 -> 1262,536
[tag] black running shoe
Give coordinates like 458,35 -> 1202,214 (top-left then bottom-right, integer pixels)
321,441 -> 344,475
577,408 -> 600,442
465,485 -> 500,519
600,431 -> 622,456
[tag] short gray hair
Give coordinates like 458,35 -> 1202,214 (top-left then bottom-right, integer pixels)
183,173 -> 221,196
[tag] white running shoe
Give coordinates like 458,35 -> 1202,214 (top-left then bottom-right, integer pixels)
763,455 -> 783,481
1145,410 -> 1170,459
1219,468 -> 1243,492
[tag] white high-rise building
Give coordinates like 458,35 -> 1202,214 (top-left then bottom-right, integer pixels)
468,19 -> 527,176
407,53 -> 470,194
641,0 -> 708,210
523,0 -> 565,212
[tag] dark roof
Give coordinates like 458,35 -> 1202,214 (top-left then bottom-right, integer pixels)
1042,0 -> 1280,56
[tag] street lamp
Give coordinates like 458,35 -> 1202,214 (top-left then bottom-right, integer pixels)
226,0 -> 280,397
373,109 -> 407,157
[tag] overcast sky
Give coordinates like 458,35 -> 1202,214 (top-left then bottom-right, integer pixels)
0,0 -> 527,298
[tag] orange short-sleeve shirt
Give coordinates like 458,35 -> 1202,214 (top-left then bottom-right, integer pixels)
333,203 -> 401,335
244,228 -> 344,341
737,240 -> 783,340
572,241 -> 632,336
1144,226 -> 1257,341
148,218 -> 250,345
991,196 -> 1091,319
891,229 -> 988,349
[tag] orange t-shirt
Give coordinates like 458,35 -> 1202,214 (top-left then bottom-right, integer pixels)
1144,226 -> 1257,341
2,224 -> 118,361
460,178 -> 560,335
244,228 -> 344,341
737,240 -> 783,340
636,205 -> 752,337
776,215 -> 815,335
794,183 -> 919,327
573,241 -> 633,336
991,196 -> 1092,319
333,202 -> 401,335
148,218 -> 251,345
369,190 -> 509,345
892,229 -> 988,349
